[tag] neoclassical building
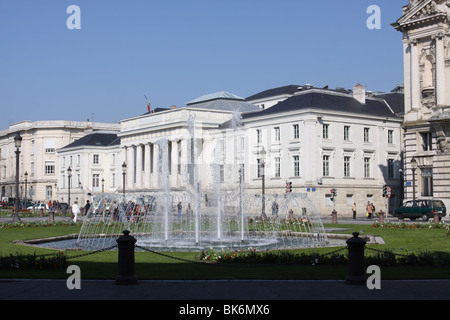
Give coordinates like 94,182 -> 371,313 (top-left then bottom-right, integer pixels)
110,85 -> 403,216
393,0 -> 450,208
0,120 -> 120,203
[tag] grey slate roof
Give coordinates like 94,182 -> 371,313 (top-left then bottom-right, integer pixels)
186,91 -> 260,113
243,90 -> 402,120
60,132 -> 120,150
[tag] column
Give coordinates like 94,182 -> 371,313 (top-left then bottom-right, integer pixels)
435,34 -> 445,107
136,144 -> 142,189
170,140 -> 179,186
152,142 -> 159,188
410,39 -> 420,110
126,146 -> 134,189
144,143 -> 151,189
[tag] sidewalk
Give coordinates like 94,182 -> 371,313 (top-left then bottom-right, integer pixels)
2,278 -> 450,300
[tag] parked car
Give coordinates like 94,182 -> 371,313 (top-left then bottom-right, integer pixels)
393,199 -> 446,221
27,203 -> 49,211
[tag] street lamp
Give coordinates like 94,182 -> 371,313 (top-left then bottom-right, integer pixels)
122,162 -> 127,201
13,133 -> 22,223
67,167 -> 72,210
260,147 -> 267,219
24,171 -> 28,211
411,157 -> 417,202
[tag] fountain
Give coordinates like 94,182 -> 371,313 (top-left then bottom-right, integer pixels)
75,111 -> 330,252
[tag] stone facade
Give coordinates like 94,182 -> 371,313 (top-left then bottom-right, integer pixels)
393,0 -> 450,208
0,120 -> 120,204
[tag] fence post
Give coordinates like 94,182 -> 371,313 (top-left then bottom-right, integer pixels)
115,230 -> 138,285
346,232 -> 366,285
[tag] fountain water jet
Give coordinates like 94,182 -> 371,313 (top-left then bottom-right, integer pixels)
75,110 -> 330,252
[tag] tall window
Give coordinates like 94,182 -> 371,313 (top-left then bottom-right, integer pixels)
46,186 -> 52,200
92,174 -> 100,188
323,124 -> 329,139
256,129 -> 262,144
293,156 -> 299,177
293,124 -> 299,139
45,161 -> 55,175
322,155 -> 329,177
388,159 -> 394,179
421,168 -> 433,196
421,132 -> 433,151
344,126 -> 350,141
344,156 -> 351,177
364,157 -> 370,178
275,157 -> 281,177
220,165 -> 224,182
274,127 -> 280,141
364,128 -> 370,142
388,130 -> 394,144
93,154 -> 99,164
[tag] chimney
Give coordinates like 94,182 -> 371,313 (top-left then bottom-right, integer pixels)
353,83 -> 366,104
170,105 -> 176,109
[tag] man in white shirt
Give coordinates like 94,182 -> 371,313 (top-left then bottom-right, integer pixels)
72,201 -> 81,223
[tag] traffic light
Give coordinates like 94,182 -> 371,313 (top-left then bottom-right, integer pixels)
286,182 -> 292,193
330,188 -> 337,201
382,185 -> 387,197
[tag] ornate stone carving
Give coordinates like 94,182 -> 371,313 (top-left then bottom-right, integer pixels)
435,125 -> 450,153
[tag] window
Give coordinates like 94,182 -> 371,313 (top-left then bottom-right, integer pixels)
344,156 -> 351,177
322,155 -> 329,177
364,128 -> 370,142
388,130 -> 394,144
421,168 -> 433,196
344,126 -> 350,141
92,174 -> 100,188
112,173 -> 116,188
45,139 -> 55,153
364,157 -> 370,178
388,159 -> 394,179
274,127 -> 280,141
293,156 -> 299,177
421,132 -> 433,151
46,186 -> 52,200
293,124 -> 299,139
275,157 -> 281,177
220,165 -> 224,182
323,124 -> 329,139
45,161 -> 55,175
346,195 -> 353,206
256,129 -> 262,144
93,154 -> 99,164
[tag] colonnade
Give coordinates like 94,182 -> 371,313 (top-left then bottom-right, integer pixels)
121,139 -> 191,191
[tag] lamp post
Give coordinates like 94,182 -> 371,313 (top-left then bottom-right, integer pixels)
13,133 -> 22,223
411,157 -> 417,202
260,147 -> 267,219
24,171 -> 28,210
102,178 -> 105,194
122,162 -> 127,201
67,167 -> 72,211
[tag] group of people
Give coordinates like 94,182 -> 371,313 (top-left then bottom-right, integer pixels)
351,201 -> 377,219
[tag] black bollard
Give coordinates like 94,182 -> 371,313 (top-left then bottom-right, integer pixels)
115,230 -> 138,285
346,232 -> 366,285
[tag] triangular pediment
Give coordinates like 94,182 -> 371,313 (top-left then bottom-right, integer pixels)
392,0 -> 449,31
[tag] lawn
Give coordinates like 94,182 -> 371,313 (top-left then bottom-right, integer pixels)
0,221 -> 449,280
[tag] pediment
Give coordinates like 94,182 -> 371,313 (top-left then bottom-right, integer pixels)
392,0 -> 449,31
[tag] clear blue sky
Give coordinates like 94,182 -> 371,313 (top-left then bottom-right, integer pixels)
0,0 -> 407,130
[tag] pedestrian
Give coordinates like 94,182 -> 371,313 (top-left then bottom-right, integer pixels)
72,201 -> 81,222
352,203 -> 356,219
366,201 -> 373,219
84,200 -> 91,215
177,202 -> 182,218
272,201 -> 279,216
